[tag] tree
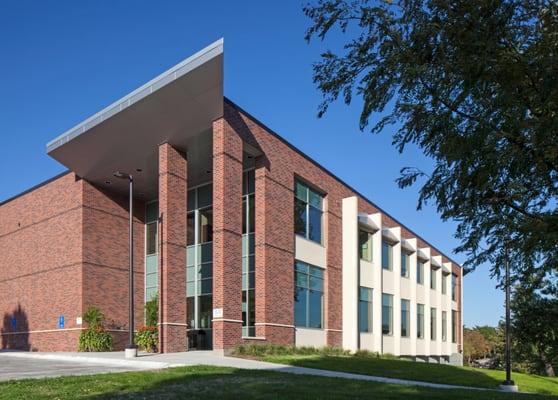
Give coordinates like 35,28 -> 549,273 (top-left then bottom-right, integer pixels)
304,0 -> 558,281
511,277 -> 558,376
463,327 -> 491,365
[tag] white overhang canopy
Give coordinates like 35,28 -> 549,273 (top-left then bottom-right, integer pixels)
358,213 -> 380,231
401,238 -> 416,253
46,39 -> 224,200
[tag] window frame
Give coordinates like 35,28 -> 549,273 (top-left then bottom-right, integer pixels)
442,273 -> 447,295
430,307 -> 437,341
382,241 -> 393,271
382,293 -> 393,335
242,170 -> 256,337
359,287 -> 373,333
401,251 -> 410,278
359,229 -> 373,262
294,261 -> 324,329
430,267 -> 437,290
294,180 -> 324,245
401,298 -> 410,337
417,261 -> 424,285
417,303 -> 425,339
144,201 -> 159,307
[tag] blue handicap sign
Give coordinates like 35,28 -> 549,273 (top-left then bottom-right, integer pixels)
58,315 -> 65,329
11,316 -> 16,330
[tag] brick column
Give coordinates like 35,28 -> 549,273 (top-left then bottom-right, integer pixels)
212,117 -> 243,352
158,143 -> 187,353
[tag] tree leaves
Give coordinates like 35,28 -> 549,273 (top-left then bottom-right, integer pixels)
305,0 -> 558,283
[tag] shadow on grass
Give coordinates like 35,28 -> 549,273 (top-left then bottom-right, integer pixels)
263,355 -> 502,388
13,366 -> 545,400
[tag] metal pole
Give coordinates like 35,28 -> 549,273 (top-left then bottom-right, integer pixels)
128,175 -> 135,350
504,247 -> 513,385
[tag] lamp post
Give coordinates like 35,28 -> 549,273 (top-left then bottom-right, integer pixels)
500,246 -> 518,392
113,171 -> 137,358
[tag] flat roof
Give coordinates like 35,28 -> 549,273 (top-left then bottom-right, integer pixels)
46,39 -> 224,199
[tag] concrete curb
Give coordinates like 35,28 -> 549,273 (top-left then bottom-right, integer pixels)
0,351 -> 169,369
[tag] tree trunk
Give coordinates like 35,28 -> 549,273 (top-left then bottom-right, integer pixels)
540,352 -> 555,377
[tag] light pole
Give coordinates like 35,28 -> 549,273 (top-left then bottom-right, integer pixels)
114,171 -> 137,358
500,246 -> 518,392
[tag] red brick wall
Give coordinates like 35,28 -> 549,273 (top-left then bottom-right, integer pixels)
0,173 -> 84,351
224,100 -> 463,350
81,180 -> 146,350
212,117 -> 244,350
158,143 -> 188,352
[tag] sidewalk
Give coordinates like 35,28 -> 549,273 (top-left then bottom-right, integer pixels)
0,350 -> 492,391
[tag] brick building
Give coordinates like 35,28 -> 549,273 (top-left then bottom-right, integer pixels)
0,39 -> 463,363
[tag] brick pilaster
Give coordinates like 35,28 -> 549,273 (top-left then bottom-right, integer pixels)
212,117 -> 243,351
158,143 -> 187,353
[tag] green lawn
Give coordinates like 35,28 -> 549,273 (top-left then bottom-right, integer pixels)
0,365 -> 554,400
258,354 -> 558,396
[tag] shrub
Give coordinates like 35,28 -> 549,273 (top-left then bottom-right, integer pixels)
232,344 -> 350,357
78,306 -> 113,352
145,294 -> 158,327
136,325 -> 158,352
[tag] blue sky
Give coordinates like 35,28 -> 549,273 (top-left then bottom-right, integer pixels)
0,0 -> 502,327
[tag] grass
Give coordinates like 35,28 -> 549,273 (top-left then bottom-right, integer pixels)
232,344 -> 558,397
0,365 -> 555,400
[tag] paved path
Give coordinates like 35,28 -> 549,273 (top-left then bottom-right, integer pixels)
0,350 -> 489,391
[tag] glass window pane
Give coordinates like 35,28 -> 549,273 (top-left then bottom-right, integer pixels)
309,265 -> 324,279
359,301 -> 371,333
431,308 -> 437,340
359,230 -> 372,261
417,262 -> 424,284
417,304 -> 424,339
186,266 -> 195,282
197,185 -> 212,209
382,242 -> 392,270
199,295 -> 212,329
199,209 -> 213,243
308,189 -> 323,210
199,263 -> 212,280
146,255 -> 158,274
294,286 -> 307,327
186,281 -> 195,296
295,181 -> 308,201
200,242 -> 212,263
200,278 -> 212,295
309,276 -> 323,291
186,246 -> 195,266
187,213 -> 195,246
187,190 -> 196,211
146,287 -> 157,301
294,198 -> 307,237
401,299 -> 410,337
308,206 -> 322,244
308,290 -> 323,328
359,287 -> 371,302
146,272 -> 157,287
249,272 -> 255,289
295,271 -> 308,288
242,198 -> 247,234
248,195 -> 255,233
382,294 -> 393,335
146,202 -> 158,222
146,222 -> 157,255
295,261 -> 309,274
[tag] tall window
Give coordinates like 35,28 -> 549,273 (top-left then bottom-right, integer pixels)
359,230 -> 373,261
430,267 -> 436,290
382,293 -> 393,335
417,261 -> 424,285
294,180 -> 323,244
442,311 -> 447,342
442,274 -> 447,295
401,299 -> 410,337
359,287 -> 373,332
294,261 -> 324,328
382,241 -> 393,270
417,304 -> 425,339
186,184 -> 213,333
242,170 -> 256,337
430,308 -> 437,340
401,251 -> 410,278
145,202 -> 158,303
451,273 -> 457,301
452,310 -> 457,343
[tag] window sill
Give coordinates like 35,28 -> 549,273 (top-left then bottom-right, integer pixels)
295,326 -> 324,331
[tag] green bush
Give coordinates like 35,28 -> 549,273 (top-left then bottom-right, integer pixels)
145,294 -> 158,327
136,325 -> 158,352
232,344 -> 350,357
78,306 -> 113,352
78,327 -> 113,352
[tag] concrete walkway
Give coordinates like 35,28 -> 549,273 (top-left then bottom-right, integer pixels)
0,350 -> 489,391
